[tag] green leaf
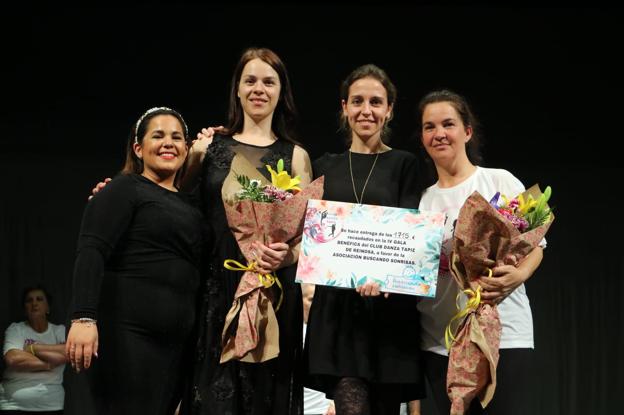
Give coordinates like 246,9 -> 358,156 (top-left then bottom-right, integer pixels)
277,159 -> 284,173
542,186 -> 552,203
525,207 -> 553,229
236,174 -> 246,187
521,186 -> 553,230
535,186 -> 551,213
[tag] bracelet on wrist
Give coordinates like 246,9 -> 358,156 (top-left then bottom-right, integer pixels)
71,318 -> 97,326
29,344 -> 36,356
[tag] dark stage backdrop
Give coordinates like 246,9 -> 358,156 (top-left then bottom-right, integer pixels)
2,4 -> 622,414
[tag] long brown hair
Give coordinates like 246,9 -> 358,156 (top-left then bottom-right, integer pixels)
221,47 -> 299,144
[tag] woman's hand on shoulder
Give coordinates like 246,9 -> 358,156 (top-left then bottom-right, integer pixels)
189,126 -> 224,161
89,178 -> 112,200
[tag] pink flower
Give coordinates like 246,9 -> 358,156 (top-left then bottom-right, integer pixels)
405,214 -> 425,225
262,185 -> 294,201
335,206 -> 349,218
305,207 -> 317,220
497,209 -> 529,232
297,254 -> 320,279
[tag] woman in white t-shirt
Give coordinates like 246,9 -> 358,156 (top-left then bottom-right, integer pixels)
0,286 -> 67,414
415,90 -> 544,415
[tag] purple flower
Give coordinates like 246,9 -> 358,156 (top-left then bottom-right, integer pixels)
498,208 -> 529,232
489,192 -> 501,208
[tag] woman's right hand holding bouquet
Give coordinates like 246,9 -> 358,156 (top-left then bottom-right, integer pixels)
478,247 -> 543,304
252,240 -> 290,274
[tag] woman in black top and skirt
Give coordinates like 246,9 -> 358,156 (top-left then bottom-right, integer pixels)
64,107 -> 204,415
304,65 -> 425,415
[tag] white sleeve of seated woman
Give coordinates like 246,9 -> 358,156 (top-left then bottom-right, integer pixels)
3,323 -> 24,355
54,324 -> 66,344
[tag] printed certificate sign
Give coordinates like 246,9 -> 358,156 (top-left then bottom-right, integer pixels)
295,199 -> 445,297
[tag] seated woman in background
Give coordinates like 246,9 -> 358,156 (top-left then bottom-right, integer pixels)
0,285 -> 67,414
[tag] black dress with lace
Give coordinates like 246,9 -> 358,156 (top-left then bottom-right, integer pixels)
182,134 -> 303,415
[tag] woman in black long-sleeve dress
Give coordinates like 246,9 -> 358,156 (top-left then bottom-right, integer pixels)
64,107 -> 204,415
304,65 -> 426,415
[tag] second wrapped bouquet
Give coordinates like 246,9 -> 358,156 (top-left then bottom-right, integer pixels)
220,154 -> 324,363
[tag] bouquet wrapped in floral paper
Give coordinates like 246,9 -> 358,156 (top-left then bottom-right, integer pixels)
220,154 -> 324,363
446,184 -> 553,414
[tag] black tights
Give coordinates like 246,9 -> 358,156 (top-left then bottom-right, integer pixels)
333,377 -> 400,415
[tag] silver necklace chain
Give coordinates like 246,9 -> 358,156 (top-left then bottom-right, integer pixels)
348,150 -> 380,205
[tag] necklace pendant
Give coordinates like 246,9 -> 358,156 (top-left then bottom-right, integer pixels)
348,150 -> 380,205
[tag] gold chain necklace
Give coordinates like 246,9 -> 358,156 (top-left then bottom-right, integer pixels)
348,150 -> 380,205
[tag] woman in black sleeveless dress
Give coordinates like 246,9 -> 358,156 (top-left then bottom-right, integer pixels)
181,48 -> 312,415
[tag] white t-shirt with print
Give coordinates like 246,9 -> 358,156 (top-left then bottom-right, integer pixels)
0,321 -> 66,411
418,166 -> 538,355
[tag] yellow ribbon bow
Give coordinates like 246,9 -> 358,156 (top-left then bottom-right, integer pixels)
223,259 -> 284,311
444,268 -> 493,350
